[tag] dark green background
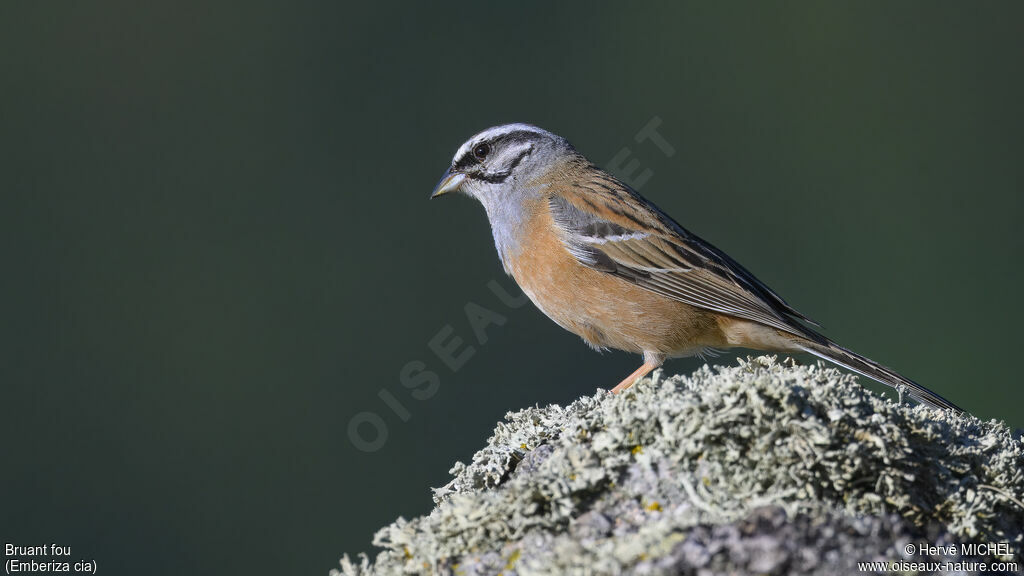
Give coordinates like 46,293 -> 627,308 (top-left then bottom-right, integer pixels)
2,2 -> 1021,575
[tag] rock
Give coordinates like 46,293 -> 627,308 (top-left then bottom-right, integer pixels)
336,356 -> 1024,575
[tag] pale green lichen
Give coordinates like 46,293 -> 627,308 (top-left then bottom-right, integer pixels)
337,356 -> 1024,575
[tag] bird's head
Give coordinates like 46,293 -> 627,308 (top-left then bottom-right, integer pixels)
431,123 -> 577,202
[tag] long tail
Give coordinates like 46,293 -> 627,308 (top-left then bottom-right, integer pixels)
795,338 -> 963,414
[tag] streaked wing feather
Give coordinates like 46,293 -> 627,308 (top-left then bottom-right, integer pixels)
549,188 -> 819,338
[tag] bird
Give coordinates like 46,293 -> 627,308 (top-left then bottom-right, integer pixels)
430,123 -> 961,413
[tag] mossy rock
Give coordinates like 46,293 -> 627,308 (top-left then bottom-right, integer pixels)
338,356 -> 1023,575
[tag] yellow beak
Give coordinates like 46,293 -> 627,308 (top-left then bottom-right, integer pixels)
430,168 -> 466,198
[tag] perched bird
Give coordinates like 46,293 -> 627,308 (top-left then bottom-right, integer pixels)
431,123 -> 961,413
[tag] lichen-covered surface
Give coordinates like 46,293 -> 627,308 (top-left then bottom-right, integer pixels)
337,357 -> 1024,575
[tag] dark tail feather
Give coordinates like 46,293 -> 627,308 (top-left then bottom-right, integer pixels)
796,339 -> 963,414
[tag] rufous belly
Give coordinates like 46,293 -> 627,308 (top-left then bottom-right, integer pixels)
504,208 -> 730,358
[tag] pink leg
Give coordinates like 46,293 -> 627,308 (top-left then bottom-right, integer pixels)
611,361 -> 658,394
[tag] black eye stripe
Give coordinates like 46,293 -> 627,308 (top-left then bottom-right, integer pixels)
464,146 -> 532,184
452,130 -> 542,171
452,155 -> 476,171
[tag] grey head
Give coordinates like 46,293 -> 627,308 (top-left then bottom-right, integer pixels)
431,123 -> 577,199
431,123 -> 580,263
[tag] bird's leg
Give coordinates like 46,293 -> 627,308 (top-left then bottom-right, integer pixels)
610,361 -> 658,394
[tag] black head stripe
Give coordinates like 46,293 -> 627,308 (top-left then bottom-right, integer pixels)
452,152 -> 477,171
466,145 -> 532,184
491,129 -> 544,146
453,129 -> 545,172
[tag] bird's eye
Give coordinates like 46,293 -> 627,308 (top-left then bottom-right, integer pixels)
473,143 -> 490,160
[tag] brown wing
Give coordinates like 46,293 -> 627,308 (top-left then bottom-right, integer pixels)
549,174 -> 822,341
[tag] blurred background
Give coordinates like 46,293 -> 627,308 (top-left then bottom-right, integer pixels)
2,2 -> 1021,575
